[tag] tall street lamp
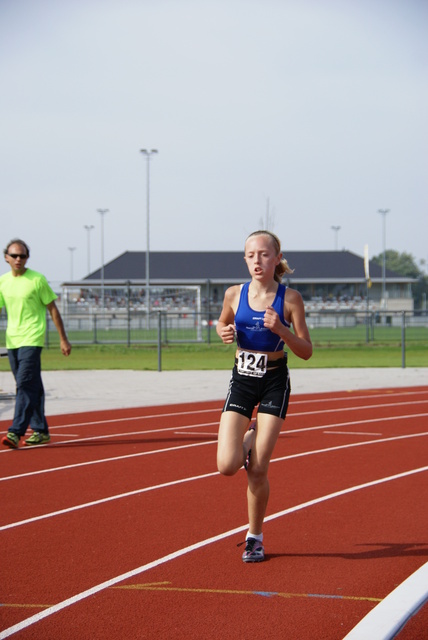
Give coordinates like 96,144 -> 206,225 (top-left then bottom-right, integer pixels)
331,225 -> 341,251
97,209 -> 109,309
83,224 -> 94,274
68,247 -> 76,281
140,149 -> 158,325
378,208 -> 390,310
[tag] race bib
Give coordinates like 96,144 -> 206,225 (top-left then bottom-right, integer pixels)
237,350 -> 268,378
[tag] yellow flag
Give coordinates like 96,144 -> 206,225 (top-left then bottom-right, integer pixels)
364,245 -> 372,288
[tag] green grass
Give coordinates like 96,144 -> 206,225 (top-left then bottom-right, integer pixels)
32,323 -> 428,348
1,342 -> 426,371
1,321 -> 427,371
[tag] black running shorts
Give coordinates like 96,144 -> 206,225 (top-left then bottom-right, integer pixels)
222,358 -> 291,420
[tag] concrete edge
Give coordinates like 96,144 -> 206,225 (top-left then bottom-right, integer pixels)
343,561 -> 428,639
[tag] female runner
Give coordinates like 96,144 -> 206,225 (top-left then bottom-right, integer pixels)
216,230 -> 312,562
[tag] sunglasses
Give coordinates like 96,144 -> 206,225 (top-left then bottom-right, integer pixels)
7,253 -> 28,259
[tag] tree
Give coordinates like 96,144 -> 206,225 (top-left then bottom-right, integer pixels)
372,250 -> 421,278
372,250 -> 427,309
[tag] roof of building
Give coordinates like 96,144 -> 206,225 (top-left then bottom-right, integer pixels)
79,250 -> 409,285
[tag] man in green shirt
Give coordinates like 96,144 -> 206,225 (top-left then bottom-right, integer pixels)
1,239 -> 71,449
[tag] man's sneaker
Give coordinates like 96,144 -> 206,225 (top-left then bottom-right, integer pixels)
25,432 -> 50,446
2,432 -> 20,449
241,537 -> 265,563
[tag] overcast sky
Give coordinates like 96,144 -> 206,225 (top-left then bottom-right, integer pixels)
1,0 -> 427,285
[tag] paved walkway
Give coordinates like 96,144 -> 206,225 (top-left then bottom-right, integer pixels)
0,367 -> 427,420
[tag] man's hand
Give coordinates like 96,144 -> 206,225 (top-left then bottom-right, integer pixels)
60,338 -> 72,356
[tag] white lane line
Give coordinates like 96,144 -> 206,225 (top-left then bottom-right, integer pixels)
51,420 -> 218,442
285,412 -> 428,435
290,389 -> 428,405
1,465 -> 426,640
272,431 -> 428,464
0,469 -> 219,531
48,410 -> 428,442
0,440 -> 217,483
343,561 -> 428,640
1,391 -> 423,435
0,421 -> 220,457
290,399 -> 428,419
47,409 -> 222,431
2,431 -> 428,530
1,424 -> 427,485
2,410 -> 426,471
323,431 -> 383,436
174,431 -> 218,436
48,434 -> 80,437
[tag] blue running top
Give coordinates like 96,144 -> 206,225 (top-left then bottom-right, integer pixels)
235,282 -> 290,352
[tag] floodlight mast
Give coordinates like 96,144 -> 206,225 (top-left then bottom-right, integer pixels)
97,209 -> 109,310
331,226 -> 341,251
68,247 -> 76,281
84,224 -> 94,274
378,208 -> 390,311
140,149 -> 158,326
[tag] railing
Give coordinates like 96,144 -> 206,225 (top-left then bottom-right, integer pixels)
1,310 -> 427,371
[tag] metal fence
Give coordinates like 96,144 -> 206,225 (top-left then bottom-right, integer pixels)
1,309 -> 427,370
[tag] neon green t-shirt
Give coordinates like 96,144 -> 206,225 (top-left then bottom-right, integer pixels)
0,269 -> 57,348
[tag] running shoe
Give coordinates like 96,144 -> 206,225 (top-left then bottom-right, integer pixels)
24,432 -> 51,446
2,432 -> 20,449
241,537 -> 265,563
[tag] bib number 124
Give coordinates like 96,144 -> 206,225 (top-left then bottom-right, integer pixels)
237,350 -> 268,378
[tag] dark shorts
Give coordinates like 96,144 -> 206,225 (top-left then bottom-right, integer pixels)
222,358 -> 291,420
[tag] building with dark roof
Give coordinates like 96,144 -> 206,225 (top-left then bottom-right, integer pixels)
62,249 -> 414,311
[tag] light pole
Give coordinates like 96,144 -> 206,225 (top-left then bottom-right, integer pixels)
331,225 -> 341,251
378,208 -> 390,310
68,247 -> 76,281
97,209 -> 109,310
140,148 -> 158,326
83,224 -> 94,274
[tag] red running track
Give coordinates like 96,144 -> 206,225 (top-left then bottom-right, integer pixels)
1,386 -> 428,640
